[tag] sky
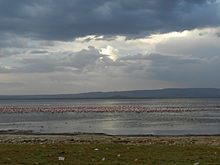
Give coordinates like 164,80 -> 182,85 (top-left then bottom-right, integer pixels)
0,0 -> 220,95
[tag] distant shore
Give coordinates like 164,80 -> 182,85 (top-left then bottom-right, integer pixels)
1,88 -> 220,100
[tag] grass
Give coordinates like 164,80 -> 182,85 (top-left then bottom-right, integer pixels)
0,143 -> 219,165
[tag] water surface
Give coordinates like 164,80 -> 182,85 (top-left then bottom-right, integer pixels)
0,98 -> 220,135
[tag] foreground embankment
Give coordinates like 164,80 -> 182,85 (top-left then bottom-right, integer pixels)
0,134 -> 219,165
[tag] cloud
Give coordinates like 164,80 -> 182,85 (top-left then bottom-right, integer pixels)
146,55 -> 220,87
0,82 -> 24,87
1,50 -> 220,94
154,28 -> 220,58
4,48 -> 217,88
66,46 -> 104,69
29,50 -> 49,54
0,0 -> 219,40
0,46 -> 108,73
1,26 -> 220,94
118,52 -> 220,88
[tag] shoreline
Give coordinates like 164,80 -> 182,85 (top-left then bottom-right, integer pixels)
1,131 -> 220,136
1,129 -> 220,137
0,133 -> 220,145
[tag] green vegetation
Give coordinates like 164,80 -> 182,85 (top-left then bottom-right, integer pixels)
0,143 -> 219,165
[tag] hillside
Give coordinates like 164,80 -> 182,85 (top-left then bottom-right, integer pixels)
1,88 -> 220,99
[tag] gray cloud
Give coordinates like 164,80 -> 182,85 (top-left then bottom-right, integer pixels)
29,50 -> 49,54
120,53 -> 220,87
3,47 -> 218,88
1,48 -> 220,94
0,49 -> 20,58
216,32 -> 220,37
147,56 -> 220,87
0,82 -> 24,87
0,0 -> 219,41
66,46 -> 104,69
0,34 -> 28,49
0,46 -> 106,73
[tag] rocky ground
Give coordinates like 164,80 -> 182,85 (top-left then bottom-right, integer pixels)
0,133 -> 220,145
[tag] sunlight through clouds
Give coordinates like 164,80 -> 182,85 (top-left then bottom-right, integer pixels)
0,0 -> 219,94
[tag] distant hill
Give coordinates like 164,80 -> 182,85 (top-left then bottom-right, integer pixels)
1,88 -> 220,100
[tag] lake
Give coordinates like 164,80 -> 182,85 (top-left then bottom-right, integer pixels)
0,98 -> 220,135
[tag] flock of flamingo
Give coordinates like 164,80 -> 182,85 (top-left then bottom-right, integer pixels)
0,106 -> 219,113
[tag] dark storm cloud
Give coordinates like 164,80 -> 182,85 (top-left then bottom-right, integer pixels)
0,0 -> 219,40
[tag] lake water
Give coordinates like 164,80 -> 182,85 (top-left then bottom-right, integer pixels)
0,98 -> 220,135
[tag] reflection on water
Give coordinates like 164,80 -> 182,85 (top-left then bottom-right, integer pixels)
0,110 -> 220,135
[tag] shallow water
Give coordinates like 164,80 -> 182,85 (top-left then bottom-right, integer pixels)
0,98 -> 220,135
